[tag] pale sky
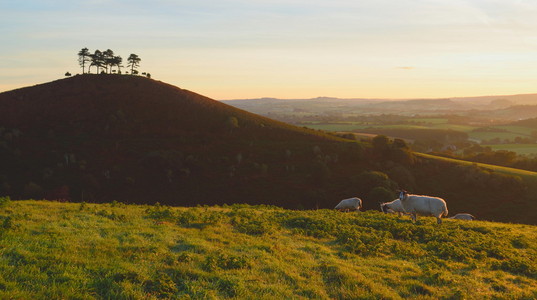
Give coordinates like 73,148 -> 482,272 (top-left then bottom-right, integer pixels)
2,0 -> 537,100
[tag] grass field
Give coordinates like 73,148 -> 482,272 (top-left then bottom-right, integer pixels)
302,119 -> 536,144
415,152 -> 537,179
0,199 -> 536,299
483,144 -> 537,156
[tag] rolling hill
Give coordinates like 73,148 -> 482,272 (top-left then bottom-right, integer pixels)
1,75 -> 536,225
0,75 -> 367,208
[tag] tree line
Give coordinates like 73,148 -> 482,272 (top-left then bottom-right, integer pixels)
77,48 -> 142,75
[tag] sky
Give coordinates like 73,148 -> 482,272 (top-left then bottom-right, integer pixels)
2,0 -> 537,100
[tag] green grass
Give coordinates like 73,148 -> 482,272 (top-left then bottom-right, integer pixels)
303,121 -> 535,144
483,144 -> 537,156
415,152 -> 537,179
0,200 -> 536,299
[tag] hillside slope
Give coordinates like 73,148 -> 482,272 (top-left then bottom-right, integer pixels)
0,75 -> 366,208
0,200 -> 535,299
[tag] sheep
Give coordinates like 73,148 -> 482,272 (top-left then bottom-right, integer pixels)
449,213 -> 475,220
380,199 -> 409,216
334,197 -> 362,212
398,190 -> 448,224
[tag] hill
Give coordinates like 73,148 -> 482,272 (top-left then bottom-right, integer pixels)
0,75 -> 367,208
1,75 -> 536,225
0,200 -> 535,299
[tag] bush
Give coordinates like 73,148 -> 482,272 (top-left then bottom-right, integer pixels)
335,228 -> 391,256
145,203 -> 175,221
0,196 -> 10,207
284,215 -> 337,238
492,257 -> 537,278
143,272 -> 179,298
203,253 -> 250,271
230,209 -> 274,235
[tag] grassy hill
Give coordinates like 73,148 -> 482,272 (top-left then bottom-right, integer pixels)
1,75 -> 537,225
0,75 -> 367,208
0,199 -> 535,299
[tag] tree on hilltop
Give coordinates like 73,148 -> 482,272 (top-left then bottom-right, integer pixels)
127,54 -> 141,74
103,49 -> 115,73
77,48 -> 141,75
78,47 -> 91,74
110,55 -> 123,74
89,50 -> 105,74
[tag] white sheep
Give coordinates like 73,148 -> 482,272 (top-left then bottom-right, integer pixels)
334,197 -> 362,212
449,213 -> 475,220
380,199 -> 409,216
399,190 -> 448,224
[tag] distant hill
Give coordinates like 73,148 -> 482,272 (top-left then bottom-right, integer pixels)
223,94 -> 537,119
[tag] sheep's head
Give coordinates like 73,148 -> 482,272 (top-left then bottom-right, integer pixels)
399,190 -> 408,201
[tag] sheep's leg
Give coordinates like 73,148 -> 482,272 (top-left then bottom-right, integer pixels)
411,213 -> 416,222
436,216 -> 442,224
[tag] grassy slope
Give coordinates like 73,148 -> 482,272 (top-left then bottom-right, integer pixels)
484,144 -> 537,156
0,200 -> 535,299
415,153 -> 537,179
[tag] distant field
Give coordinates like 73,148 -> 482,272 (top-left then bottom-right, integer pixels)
303,124 -> 370,132
411,118 -> 448,124
468,131 -> 529,142
484,144 -> 537,156
302,120 -> 536,144
416,152 -> 537,179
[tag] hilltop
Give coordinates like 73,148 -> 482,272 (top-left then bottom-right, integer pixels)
0,200 -> 535,299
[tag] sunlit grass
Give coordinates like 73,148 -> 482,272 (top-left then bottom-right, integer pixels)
0,200 -> 535,299
416,152 -> 537,178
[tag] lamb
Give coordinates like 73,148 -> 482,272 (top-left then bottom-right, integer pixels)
398,190 -> 448,224
334,197 -> 362,212
449,213 -> 475,220
380,199 -> 408,216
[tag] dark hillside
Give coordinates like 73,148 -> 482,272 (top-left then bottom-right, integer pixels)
0,75 -> 368,208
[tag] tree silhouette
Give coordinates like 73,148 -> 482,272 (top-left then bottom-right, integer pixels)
77,48 -> 143,75
127,54 -> 141,74
110,55 -> 123,74
89,50 -> 105,74
103,49 -> 115,73
78,48 -> 91,74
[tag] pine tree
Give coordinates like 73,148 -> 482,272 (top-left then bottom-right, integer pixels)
78,48 -> 91,74
127,54 -> 141,74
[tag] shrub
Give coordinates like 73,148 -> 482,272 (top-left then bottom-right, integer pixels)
176,210 -> 199,226
145,203 -> 175,221
0,196 -> 10,207
335,228 -> 391,256
492,257 -> 537,278
143,272 -> 179,298
230,209 -> 274,235
203,253 -> 250,271
284,215 -> 337,238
